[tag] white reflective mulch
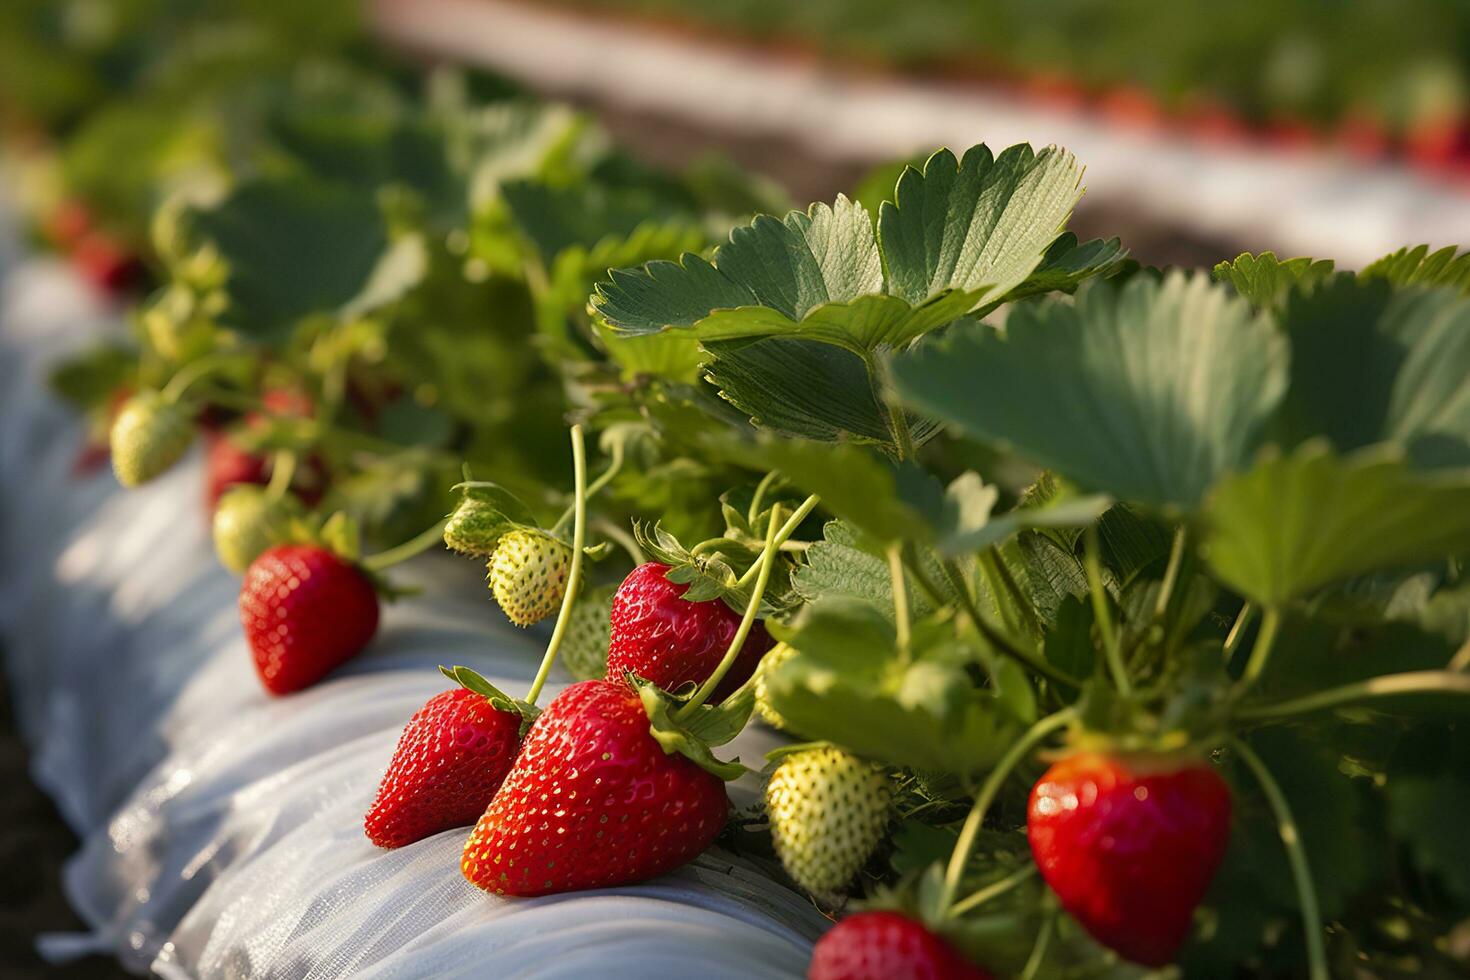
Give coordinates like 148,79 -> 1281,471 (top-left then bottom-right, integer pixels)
0,201 -> 824,978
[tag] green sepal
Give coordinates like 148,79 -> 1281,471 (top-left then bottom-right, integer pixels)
319,511 -> 362,562
635,677 -> 753,781
443,480 -> 539,556
439,664 -> 541,736
582,541 -> 612,560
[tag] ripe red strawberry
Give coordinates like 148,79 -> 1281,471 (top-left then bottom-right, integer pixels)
461,678 -> 727,896
604,562 -> 773,701
1027,752 -> 1232,967
239,544 -> 380,695
72,232 -> 142,295
808,911 -> 993,980
364,685 -> 522,848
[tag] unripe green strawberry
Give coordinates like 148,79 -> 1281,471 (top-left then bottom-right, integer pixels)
765,746 -> 891,898
110,390 -> 193,487
754,641 -> 796,731
443,491 -> 504,556
559,583 -> 616,680
488,529 -> 572,627
212,485 -> 302,574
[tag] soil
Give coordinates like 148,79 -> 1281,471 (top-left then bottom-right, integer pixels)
0,668 -> 126,978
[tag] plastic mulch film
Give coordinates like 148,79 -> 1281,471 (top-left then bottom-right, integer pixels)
0,205 -> 825,978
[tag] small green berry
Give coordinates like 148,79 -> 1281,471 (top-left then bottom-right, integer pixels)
754,641 -> 797,731
765,746 -> 891,899
110,390 -> 193,487
559,583 -> 616,680
212,485 -> 301,574
488,529 -> 572,627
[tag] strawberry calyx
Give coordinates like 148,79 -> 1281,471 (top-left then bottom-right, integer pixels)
633,674 -> 754,781
634,521 -> 789,617
439,664 -> 541,735
1068,679 -> 1228,758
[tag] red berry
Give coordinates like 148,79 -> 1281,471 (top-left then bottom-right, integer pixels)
1026,752 -> 1232,967
364,688 -> 522,848
461,678 -> 727,896
205,432 -> 270,511
239,544 -> 380,695
71,232 -> 142,295
604,562 -> 773,701
808,911 -> 992,980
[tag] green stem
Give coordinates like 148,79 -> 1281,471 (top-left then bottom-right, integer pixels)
1084,525 -> 1131,697
551,435 -> 625,535
748,471 -> 780,526
1231,737 -> 1328,980
594,518 -> 645,566
939,708 -> 1075,913
1236,670 -> 1470,723
917,558 -> 1079,689
1154,525 -> 1188,621
1448,640 -> 1470,672
1236,607 -> 1282,694
160,353 -> 237,404
265,450 -> 296,502
886,399 -> 915,461
733,494 -> 819,589
1019,910 -> 1056,980
362,518 -> 450,572
676,504 -> 783,721
949,864 -> 1037,916
525,425 -> 589,707
889,544 -> 911,661
1222,602 -> 1257,664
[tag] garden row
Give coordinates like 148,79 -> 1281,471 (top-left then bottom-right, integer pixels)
5,1 -> 1470,977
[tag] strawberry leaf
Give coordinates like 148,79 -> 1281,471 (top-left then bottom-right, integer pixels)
635,679 -> 751,781
1278,277 -> 1470,468
763,598 -> 1021,775
1360,243 -> 1470,295
593,143 -> 1090,357
439,665 -> 540,733
1213,251 -> 1334,308
1201,442 -> 1470,606
893,272 -> 1287,510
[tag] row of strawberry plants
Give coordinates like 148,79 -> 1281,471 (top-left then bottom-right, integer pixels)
12,7 -> 1470,979
549,0 -> 1470,185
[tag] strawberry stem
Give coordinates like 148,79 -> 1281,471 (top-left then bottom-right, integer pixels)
159,352 -> 237,404
361,517 -> 451,572
1084,525 -> 1131,697
1230,737 -> 1329,980
264,450 -> 296,502
525,424 -> 589,707
747,470 -> 781,525
1019,907 -> 1056,980
1222,601 -> 1256,664
1153,525 -> 1188,622
949,863 -> 1036,916
676,502 -> 784,721
550,433 -> 624,536
939,707 -> 1075,914
733,494 -> 819,589
1235,669 -> 1470,722
888,544 -> 911,661
1235,606 -> 1282,694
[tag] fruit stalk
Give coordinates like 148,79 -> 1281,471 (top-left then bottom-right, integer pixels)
949,863 -> 1037,916
361,518 -> 451,573
676,501 -> 784,720
264,450 -> 296,501
524,423 -> 588,706
733,493 -> 819,589
1084,525 -> 1131,696
550,429 -> 624,535
1230,737 -> 1328,980
1236,669 -> 1470,722
939,708 -> 1075,913
1235,606 -> 1282,694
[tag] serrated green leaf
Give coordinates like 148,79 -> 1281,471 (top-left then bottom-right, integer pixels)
764,598 -> 1019,775
879,144 -> 1082,305
999,233 -> 1131,305
1212,251 -> 1335,307
189,176 -> 391,341
893,272 -> 1288,509
791,520 -> 937,621
1360,244 -> 1470,295
1278,278 -> 1470,468
1201,443 -> 1470,605
594,143 -> 1093,357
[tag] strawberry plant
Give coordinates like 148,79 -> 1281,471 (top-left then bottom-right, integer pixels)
15,3 -> 1470,975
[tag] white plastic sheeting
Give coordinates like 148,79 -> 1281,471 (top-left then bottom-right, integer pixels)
0,202 -> 824,977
